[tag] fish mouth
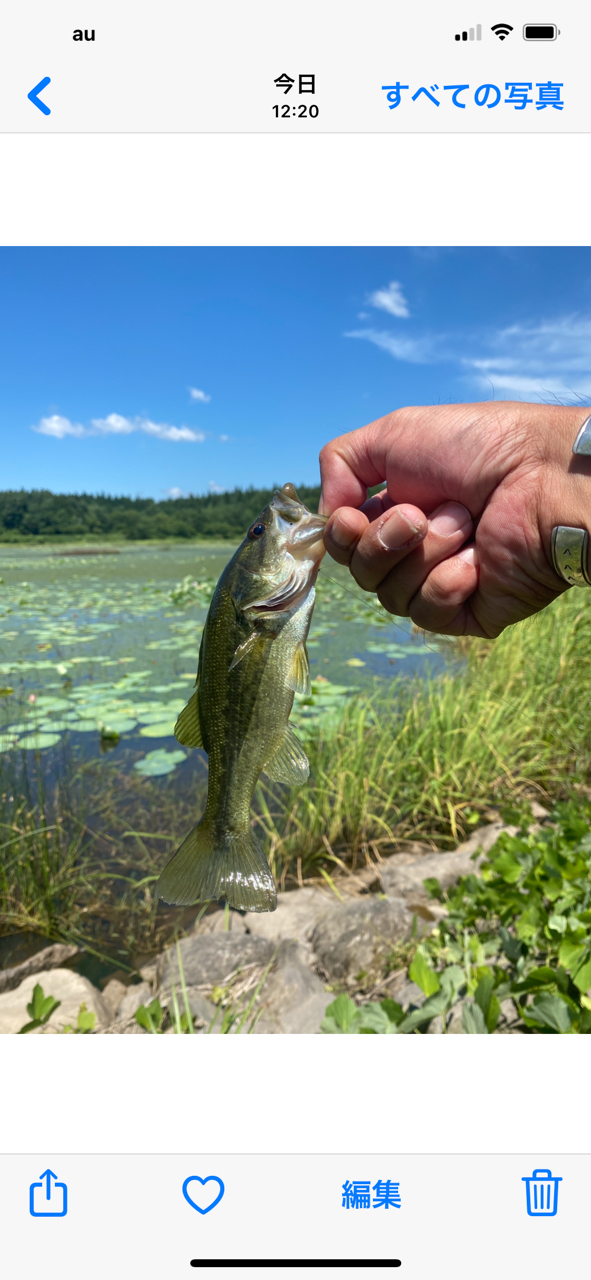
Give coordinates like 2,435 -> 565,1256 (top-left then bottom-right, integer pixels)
271,486 -> 328,548
288,514 -> 328,550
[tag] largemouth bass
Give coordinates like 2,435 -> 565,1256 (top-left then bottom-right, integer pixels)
156,483 -> 327,913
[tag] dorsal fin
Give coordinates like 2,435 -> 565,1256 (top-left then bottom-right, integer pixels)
174,636 -> 204,748
174,689 -> 203,748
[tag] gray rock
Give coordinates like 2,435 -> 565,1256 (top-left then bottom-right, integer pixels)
103,1017 -> 148,1034
186,994 -> 218,1027
0,968 -> 111,1034
197,909 -> 249,936
139,963 -> 158,987
101,978 -> 127,1018
387,975 -> 424,1011
310,896 -> 416,983
380,822 -> 516,902
254,941 -> 333,1034
157,932 -> 276,996
0,943 -> 80,995
246,887 -> 332,947
424,1004 -> 464,1034
117,982 -> 152,1020
445,1002 -> 466,1034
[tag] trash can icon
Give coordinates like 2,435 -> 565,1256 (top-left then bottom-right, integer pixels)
522,1169 -> 562,1216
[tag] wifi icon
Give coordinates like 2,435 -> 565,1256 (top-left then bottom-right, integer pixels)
491,22 -> 513,39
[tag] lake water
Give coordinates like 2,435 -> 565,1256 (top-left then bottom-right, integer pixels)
0,542 -> 449,778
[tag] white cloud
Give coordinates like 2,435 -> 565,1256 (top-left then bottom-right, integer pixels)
189,387 -> 212,403
32,413 -> 206,442
462,315 -> 591,399
208,481 -> 225,493
165,487 -> 184,499
346,328 -> 440,364
34,415 -> 86,438
347,310 -> 591,402
366,280 -> 410,318
91,413 -> 135,435
219,434 -> 229,442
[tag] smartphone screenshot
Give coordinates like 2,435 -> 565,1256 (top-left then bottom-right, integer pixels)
0,2 -> 589,1277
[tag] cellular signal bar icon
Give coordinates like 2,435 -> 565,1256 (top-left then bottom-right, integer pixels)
455,25 -> 482,40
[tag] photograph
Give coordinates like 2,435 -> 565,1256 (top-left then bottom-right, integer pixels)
1,245 -> 590,1037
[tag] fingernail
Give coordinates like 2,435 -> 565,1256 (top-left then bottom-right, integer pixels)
428,503 -> 472,538
457,544 -> 478,567
378,508 -> 426,552
330,515 -> 356,548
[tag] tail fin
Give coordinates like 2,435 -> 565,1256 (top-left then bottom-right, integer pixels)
156,818 -> 277,913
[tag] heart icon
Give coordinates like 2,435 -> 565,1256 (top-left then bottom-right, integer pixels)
182,1175 -> 225,1215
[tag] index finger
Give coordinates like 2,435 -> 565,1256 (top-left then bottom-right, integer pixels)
319,421 -> 392,514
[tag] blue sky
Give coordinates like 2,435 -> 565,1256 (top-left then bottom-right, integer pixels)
1,247 -> 590,499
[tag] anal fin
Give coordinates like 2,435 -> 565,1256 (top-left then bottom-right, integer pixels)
262,722 -> 309,785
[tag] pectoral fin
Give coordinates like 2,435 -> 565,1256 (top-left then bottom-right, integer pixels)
228,629 -> 263,673
287,642 -> 310,696
174,689 -> 203,748
262,722 -> 309,785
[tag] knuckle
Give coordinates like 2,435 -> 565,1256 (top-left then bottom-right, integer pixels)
377,579 -> 409,617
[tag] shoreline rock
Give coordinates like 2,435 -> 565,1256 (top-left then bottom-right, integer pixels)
0,821 -> 514,1034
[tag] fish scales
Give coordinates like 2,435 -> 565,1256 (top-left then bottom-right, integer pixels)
156,483 -> 326,912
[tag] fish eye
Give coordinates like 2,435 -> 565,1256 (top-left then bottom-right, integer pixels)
248,523 -> 266,539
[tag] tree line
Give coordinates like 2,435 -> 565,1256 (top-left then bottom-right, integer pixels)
0,485 -> 323,542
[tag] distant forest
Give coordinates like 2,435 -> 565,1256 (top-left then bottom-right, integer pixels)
0,486 -> 324,542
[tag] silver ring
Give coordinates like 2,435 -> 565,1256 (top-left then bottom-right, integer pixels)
573,414 -> 591,456
550,415 -> 591,586
551,526 -> 591,587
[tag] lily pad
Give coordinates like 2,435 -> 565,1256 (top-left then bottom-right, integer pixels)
135,703 -> 185,724
17,732 -> 62,750
134,748 -> 187,777
97,717 -> 137,734
365,641 -> 421,657
139,721 -> 177,738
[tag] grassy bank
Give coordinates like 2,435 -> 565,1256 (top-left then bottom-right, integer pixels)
2,589 -> 591,971
257,589 -> 591,884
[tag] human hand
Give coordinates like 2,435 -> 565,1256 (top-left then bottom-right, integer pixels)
319,402 -> 590,638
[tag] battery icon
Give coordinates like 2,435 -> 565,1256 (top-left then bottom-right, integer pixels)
523,23 -> 560,39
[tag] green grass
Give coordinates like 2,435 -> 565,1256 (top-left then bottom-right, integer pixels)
256,591 -> 591,886
2,589 -> 591,974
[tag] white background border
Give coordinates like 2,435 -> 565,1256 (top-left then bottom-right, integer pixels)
0,134 -> 589,246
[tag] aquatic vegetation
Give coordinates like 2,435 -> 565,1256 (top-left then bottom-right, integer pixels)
0,544 -> 430,774
133,749 -> 188,778
321,803 -> 591,1034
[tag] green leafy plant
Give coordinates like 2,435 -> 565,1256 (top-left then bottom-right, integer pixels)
322,803 -> 591,1034
18,982 -> 61,1033
135,997 -> 165,1033
60,1001 -> 96,1033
